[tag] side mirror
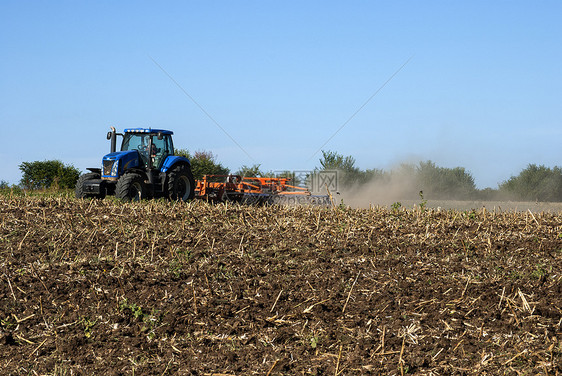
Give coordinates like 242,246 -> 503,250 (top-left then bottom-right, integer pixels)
157,132 -> 163,140
107,132 -> 112,140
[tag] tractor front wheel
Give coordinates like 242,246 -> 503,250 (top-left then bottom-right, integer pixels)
167,166 -> 195,201
115,173 -> 147,202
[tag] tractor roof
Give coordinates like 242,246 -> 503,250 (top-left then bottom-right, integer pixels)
124,128 -> 174,135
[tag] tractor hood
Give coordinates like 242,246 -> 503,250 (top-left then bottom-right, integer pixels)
101,150 -> 141,179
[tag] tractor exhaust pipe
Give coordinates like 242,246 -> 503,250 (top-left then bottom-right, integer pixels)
107,126 -> 117,153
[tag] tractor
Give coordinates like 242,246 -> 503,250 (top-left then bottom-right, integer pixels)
75,127 -> 195,201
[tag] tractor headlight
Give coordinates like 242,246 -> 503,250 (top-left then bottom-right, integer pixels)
110,160 -> 119,176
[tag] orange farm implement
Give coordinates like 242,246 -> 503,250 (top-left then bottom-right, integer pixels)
195,175 -> 332,206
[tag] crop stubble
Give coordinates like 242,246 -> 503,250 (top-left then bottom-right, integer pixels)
0,196 -> 561,375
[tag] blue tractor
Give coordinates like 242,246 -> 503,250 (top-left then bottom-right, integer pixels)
75,127 -> 195,201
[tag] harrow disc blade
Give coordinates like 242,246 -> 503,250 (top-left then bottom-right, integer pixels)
270,195 -> 287,206
241,194 -> 259,205
270,195 -> 331,207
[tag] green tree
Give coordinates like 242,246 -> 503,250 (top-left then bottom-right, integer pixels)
275,170 -> 304,185
318,150 -> 358,186
175,149 -> 229,180
317,150 -> 380,187
19,160 -> 80,190
499,164 -> 562,201
416,161 -> 476,199
235,164 -> 263,177
319,150 -> 358,172
363,167 -> 388,184
0,180 -> 22,195
476,187 -> 501,201
174,148 -> 190,159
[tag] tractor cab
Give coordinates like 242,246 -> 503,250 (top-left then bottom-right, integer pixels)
101,128 -> 175,180
120,129 -> 174,170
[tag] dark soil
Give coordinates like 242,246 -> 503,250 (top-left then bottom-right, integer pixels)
1,196 -> 561,375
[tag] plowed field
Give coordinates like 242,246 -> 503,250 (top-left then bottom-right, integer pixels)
1,196 -> 561,375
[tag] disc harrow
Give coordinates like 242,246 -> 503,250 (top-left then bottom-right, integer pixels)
195,175 -> 332,206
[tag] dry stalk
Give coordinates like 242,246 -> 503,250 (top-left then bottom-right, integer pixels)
270,289 -> 283,313
234,305 -> 250,314
29,338 -> 48,359
478,323 -> 484,340
453,339 -> 464,352
18,229 -> 31,250
342,271 -> 360,314
498,286 -> 506,309
400,323 -> 422,344
12,313 -> 35,323
265,359 -> 279,376
334,344 -> 343,376
4,274 -> 17,301
15,334 -> 35,345
238,234 -> 244,257
399,336 -> 406,376
518,289 -> 533,313
461,276 -> 470,297
432,348 -> 443,361
303,298 -> 330,314
527,209 -> 540,226
192,285 -> 197,315
503,349 -> 528,365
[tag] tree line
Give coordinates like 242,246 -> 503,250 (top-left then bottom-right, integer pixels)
4,149 -> 562,202
317,150 -> 562,201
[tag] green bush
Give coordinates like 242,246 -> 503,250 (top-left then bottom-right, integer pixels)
19,160 -> 80,190
235,164 -> 263,177
0,180 -> 22,195
499,164 -> 562,202
175,149 -> 229,180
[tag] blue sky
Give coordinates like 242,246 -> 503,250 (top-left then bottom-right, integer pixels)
1,1 -> 560,188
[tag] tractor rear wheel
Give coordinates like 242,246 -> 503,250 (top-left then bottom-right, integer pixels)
75,173 -> 105,199
167,166 -> 195,201
115,173 -> 147,202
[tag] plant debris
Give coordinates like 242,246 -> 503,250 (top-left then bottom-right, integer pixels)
1,196 -> 561,375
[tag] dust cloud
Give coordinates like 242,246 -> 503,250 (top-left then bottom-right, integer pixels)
326,169 -> 562,213
336,172 -> 419,209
